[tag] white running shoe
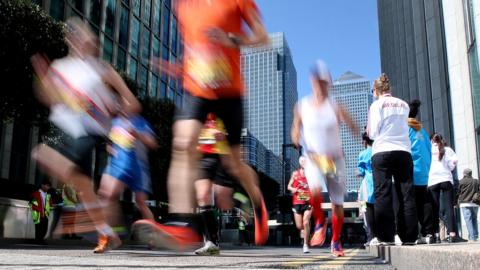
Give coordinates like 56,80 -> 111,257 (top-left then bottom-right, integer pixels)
303,244 -> 310,253
394,235 -> 403,246
369,237 -> 380,246
194,241 -> 220,256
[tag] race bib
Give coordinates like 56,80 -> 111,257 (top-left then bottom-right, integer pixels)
185,45 -> 232,89
297,192 -> 310,201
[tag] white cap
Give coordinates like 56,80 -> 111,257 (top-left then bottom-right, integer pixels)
311,59 -> 332,86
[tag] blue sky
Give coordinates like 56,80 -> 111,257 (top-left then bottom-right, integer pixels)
255,0 -> 381,98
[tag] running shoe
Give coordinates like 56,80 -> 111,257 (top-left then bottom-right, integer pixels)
194,241 -> 220,256
93,234 -> 122,254
368,237 -> 381,246
133,219 -> 202,251
394,235 -> 403,246
310,222 -> 327,247
331,241 -> 345,257
303,244 -> 310,254
254,198 -> 269,245
415,236 -> 427,245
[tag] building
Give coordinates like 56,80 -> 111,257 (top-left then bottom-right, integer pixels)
377,0 -> 453,143
331,72 -> 373,191
33,0 -> 183,105
241,32 -> 299,194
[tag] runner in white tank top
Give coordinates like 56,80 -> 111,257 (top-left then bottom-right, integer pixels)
291,60 -> 359,257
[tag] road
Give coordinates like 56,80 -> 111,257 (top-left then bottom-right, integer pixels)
0,243 -> 392,270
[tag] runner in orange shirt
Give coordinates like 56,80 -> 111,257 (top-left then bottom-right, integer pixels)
133,0 -> 269,250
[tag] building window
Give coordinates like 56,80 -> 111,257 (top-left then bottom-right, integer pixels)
72,0 -> 83,12
463,0 -> 476,50
88,0 -> 101,27
160,81 -> 167,98
141,26 -> 151,65
168,87 -> 175,101
105,0 -> 116,37
140,66 -> 148,94
132,0 -> 141,17
103,37 -> 113,63
144,0 -> 152,25
49,0 -> 65,21
129,58 -> 138,80
153,0 -> 161,35
150,74 -> 158,97
162,5 -> 170,45
116,48 -> 127,71
119,5 -> 129,48
152,37 -> 160,58
171,18 -> 177,54
130,18 -> 140,58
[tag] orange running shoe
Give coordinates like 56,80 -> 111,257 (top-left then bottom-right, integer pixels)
133,219 -> 202,251
331,241 -> 345,257
310,221 -> 327,247
93,234 -> 122,254
254,199 -> 269,245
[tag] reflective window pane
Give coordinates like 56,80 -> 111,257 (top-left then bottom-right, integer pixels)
140,66 -> 148,95
105,0 -> 116,37
176,93 -> 182,107
130,18 -> 140,57
49,0 -> 65,20
88,0 -> 101,26
153,0 -> 161,35
150,74 -> 158,97
168,87 -> 175,101
141,27 -> 151,65
144,0 -> 152,25
72,0 -> 83,12
153,37 -> 160,58
162,6 -> 170,45
129,59 -> 138,80
132,0 -> 141,17
171,18 -> 177,54
160,81 -> 167,98
119,5 -> 129,48
116,48 -> 127,71
103,38 -> 113,63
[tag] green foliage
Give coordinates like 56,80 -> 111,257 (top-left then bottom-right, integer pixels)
0,0 -> 67,123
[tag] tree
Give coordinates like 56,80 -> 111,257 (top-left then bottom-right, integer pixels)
0,0 -> 67,123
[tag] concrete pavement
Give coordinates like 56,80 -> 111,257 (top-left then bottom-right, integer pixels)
0,243 -> 391,269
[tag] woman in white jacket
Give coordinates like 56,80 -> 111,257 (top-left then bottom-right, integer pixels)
428,133 -> 458,243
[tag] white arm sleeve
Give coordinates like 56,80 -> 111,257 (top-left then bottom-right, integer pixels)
445,147 -> 458,171
367,102 -> 381,139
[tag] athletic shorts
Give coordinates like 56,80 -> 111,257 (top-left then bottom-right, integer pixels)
197,154 -> 235,188
304,156 -> 347,205
175,93 -> 243,146
104,159 -> 151,194
56,135 -> 103,175
292,204 -> 312,214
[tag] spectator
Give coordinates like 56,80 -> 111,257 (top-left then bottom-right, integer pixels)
457,168 -> 480,242
30,179 -> 52,244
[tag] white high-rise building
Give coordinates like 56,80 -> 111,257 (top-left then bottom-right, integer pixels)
331,72 -> 373,191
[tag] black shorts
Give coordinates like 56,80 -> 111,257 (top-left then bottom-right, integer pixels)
197,154 -> 235,188
175,92 -> 243,146
56,135 -> 103,175
292,204 -> 312,215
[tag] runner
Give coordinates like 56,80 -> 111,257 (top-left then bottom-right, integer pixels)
95,113 -> 158,253
134,0 -> 270,249
30,18 -> 140,253
287,156 -> 313,253
194,113 -> 236,255
291,60 -> 359,257
367,73 -> 418,245
357,132 -> 376,246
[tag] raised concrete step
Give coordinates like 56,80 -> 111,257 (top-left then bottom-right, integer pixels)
369,243 -> 480,270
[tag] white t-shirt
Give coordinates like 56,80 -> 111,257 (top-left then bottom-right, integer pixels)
367,94 -> 411,155
299,96 -> 342,157
428,145 -> 458,187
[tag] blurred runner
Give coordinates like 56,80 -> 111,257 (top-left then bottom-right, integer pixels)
30,18 -> 140,253
291,60 -> 359,257
287,156 -> 313,253
134,0 -> 270,250
194,114 -> 235,255
95,113 -> 157,253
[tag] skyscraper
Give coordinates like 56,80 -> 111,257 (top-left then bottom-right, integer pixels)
241,32 -> 298,192
377,0 -> 452,143
331,72 -> 372,191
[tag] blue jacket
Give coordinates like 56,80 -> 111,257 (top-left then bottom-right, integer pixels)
357,147 -> 374,204
408,119 -> 432,186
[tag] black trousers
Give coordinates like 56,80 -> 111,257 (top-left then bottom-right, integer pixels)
372,151 -> 418,243
35,217 -> 49,242
365,203 -> 375,241
428,181 -> 455,234
414,185 -> 434,236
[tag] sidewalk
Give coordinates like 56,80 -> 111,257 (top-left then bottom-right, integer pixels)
369,242 -> 480,270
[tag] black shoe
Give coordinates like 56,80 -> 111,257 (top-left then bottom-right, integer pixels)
446,236 -> 465,243
435,236 -> 441,244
